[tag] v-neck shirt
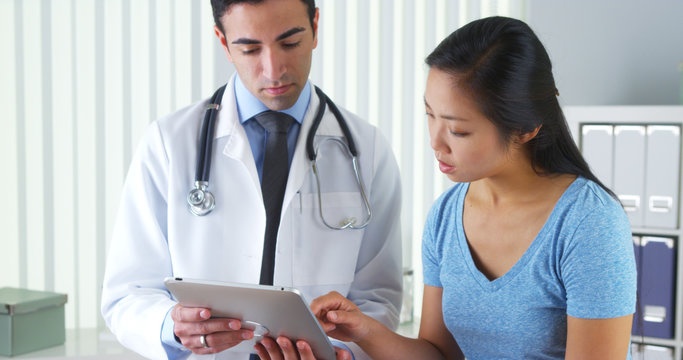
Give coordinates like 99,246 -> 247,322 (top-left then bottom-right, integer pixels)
422,176 -> 636,359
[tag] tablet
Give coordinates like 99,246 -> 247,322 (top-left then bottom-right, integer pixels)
164,277 -> 336,359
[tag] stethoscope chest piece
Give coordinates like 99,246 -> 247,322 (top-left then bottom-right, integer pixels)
188,181 -> 215,216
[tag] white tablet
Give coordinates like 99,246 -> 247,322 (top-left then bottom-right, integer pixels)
164,277 -> 336,360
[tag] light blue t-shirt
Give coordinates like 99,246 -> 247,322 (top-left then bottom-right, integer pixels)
422,177 -> 637,360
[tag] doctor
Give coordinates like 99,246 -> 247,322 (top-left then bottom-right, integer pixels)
100,0 -> 402,359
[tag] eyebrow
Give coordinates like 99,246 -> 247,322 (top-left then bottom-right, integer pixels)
231,27 -> 306,45
276,27 -> 306,41
424,98 -> 468,121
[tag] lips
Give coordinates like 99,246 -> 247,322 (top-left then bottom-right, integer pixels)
263,84 -> 292,96
438,160 -> 456,174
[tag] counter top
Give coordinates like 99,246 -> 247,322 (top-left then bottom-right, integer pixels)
2,321 -> 421,359
0,329 -> 144,360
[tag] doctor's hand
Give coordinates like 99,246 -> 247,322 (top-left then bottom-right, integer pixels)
310,291 -> 376,343
254,336 -> 351,360
171,303 -> 254,355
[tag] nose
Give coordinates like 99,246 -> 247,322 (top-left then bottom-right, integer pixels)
261,48 -> 286,81
428,121 -> 450,154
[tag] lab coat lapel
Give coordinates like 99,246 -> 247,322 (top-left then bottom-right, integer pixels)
215,76 -> 262,198
283,85 -> 345,212
282,85 -> 318,211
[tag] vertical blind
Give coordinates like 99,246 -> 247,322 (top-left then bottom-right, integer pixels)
1,0 -> 526,329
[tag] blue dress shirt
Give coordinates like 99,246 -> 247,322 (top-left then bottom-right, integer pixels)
235,75 -> 310,181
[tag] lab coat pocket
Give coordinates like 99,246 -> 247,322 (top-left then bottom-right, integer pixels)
291,192 -> 365,287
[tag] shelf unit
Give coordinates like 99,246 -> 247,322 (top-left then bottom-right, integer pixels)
565,106 -> 683,360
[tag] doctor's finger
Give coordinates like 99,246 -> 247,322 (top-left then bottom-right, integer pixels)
276,336 -> 299,360
171,303 -> 212,322
175,318 -> 242,338
296,342 -> 351,360
258,337 -> 285,360
253,342 -> 271,360
188,338 -> 242,355
201,329 -> 254,347
295,340 -> 315,360
185,332 -> 250,354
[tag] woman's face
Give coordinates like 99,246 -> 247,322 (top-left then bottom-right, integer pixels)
424,68 -> 512,183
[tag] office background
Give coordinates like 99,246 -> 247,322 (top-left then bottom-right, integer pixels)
2,0 -> 683,335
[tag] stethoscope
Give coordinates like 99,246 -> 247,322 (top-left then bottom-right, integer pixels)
187,84 -> 372,230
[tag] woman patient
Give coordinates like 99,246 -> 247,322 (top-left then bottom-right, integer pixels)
309,16 -> 636,360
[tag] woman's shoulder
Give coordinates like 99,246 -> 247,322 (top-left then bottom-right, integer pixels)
552,176 -> 631,243
561,177 -> 624,217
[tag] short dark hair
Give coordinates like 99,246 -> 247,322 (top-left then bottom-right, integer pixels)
210,0 -> 316,36
426,16 -> 615,197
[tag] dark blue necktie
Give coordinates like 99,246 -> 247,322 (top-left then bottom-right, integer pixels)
253,111 -> 294,286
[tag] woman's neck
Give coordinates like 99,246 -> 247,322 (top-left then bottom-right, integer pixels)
468,157 -> 574,209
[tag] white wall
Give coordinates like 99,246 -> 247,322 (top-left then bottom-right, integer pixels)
527,0 -> 683,106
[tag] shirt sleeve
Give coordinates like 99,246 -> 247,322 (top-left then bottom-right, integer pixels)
561,202 -> 637,319
161,308 -> 190,359
422,201 -> 443,288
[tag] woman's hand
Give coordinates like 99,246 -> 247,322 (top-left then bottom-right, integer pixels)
309,291 -> 374,343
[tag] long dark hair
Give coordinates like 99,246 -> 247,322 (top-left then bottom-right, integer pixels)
425,16 -> 615,198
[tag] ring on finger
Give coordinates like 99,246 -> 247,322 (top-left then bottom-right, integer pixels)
200,334 -> 209,348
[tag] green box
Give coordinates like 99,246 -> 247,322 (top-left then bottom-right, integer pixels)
0,287 -> 68,357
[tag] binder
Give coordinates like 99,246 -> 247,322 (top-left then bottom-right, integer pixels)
631,236 -> 642,336
580,125 -> 614,188
632,236 -> 676,339
631,343 -> 674,360
644,126 -> 680,229
613,126 -> 646,227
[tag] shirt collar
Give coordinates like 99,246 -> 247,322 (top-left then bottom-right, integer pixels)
234,74 -> 310,125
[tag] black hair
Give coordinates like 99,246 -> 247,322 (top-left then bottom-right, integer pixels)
210,0 -> 316,37
425,16 -> 616,198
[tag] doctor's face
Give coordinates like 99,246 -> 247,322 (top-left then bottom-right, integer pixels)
425,68 -> 511,183
215,0 -> 318,111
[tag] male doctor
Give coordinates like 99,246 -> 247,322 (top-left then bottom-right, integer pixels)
100,0 -> 402,359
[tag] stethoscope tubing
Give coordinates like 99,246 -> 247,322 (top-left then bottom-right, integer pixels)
196,85 -> 227,182
306,86 -> 358,161
188,83 -> 371,226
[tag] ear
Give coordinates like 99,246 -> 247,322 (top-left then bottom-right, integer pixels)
517,125 -> 542,145
214,25 -> 233,63
312,8 -> 319,49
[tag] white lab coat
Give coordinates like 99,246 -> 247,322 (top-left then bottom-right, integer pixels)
101,75 -> 402,360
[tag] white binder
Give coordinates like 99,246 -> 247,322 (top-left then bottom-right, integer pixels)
631,343 -> 674,360
644,126 -> 680,228
580,125 -> 614,188
613,126 -> 646,227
